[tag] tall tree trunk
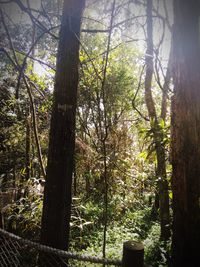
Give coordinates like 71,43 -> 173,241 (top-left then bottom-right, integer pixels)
145,0 -> 170,240
171,1 -> 200,266
40,0 -> 85,251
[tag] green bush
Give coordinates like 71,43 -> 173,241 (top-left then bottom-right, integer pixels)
144,223 -> 171,267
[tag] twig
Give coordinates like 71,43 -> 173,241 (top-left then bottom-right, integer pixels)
13,0 -> 58,39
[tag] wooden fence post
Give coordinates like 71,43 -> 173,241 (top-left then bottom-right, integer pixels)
122,241 -> 144,267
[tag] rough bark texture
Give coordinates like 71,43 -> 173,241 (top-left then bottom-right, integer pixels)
40,0 -> 85,250
172,1 -> 200,266
145,0 -> 170,240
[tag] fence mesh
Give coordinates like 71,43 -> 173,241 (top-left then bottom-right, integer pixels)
0,228 -> 122,267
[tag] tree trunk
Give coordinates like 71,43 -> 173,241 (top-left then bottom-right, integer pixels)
40,0 -> 85,251
156,141 -> 170,240
25,110 -> 31,181
144,0 -> 170,240
171,1 -> 200,266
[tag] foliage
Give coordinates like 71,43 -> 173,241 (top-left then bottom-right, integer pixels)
3,179 -> 43,240
69,200 -> 168,267
144,223 -> 171,267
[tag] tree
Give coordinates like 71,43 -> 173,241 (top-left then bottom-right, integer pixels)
171,0 -> 200,266
144,0 -> 170,240
40,0 -> 85,250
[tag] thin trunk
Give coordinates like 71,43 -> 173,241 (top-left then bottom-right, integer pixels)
145,0 -> 156,121
40,0 -> 85,253
25,111 -> 31,180
160,44 -> 172,121
101,1 -> 116,263
156,141 -> 170,240
23,77 -> 46,178
31,121 -> 35,178
85,167 -> 91,198
145,0 -> 170,240
25,23 -> 35,182
73,163 -> 77,197
171,1 -> 200,266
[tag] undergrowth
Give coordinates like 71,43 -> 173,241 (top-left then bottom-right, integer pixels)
3,194 -> 171,267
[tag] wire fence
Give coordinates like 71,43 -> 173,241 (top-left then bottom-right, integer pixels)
0,228 -> 122,267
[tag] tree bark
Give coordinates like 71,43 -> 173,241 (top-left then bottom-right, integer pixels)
171,1 -> 200,266
40,0 -> 85,251
144,0 -> 170,240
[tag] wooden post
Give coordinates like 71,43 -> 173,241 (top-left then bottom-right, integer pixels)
122,241 -> 144,267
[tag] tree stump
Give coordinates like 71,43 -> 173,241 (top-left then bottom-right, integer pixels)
122,241 -> 144,267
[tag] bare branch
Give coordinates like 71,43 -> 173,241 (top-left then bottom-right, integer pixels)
13,0 -> 58,39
